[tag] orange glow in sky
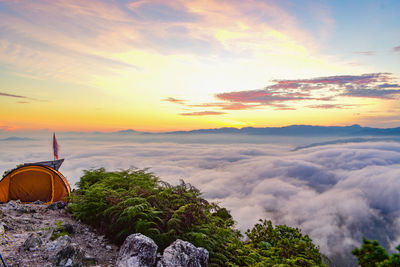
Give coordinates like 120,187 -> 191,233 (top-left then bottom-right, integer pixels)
0,0 -> 399,131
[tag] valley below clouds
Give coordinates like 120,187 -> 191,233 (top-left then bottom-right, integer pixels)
2,134 -> 400,265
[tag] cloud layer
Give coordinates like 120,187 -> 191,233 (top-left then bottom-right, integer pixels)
1,135 -> 400,265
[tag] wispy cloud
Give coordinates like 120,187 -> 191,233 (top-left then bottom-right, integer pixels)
126,2 -> 200,23
378,83 -> 400,89
213,73 -> 399,108
0,91 -> 28,99
270,104 -> 297,111
216,90 -> 313,105
191,102 -> 261,111
343,88 -> 400,99
271,73 -> 390,86
393,46 -> 400,53
307,104 -> 353,109
165,73 -> 399,116
180,111 -> 225,116
163,97 -> 186,105
0,91 -> 42,102
353,51 -> 375,56
0,0 -> 338,80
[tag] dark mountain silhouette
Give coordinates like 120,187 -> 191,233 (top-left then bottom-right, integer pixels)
111,125 -> 400,136
165,124 -> 400,136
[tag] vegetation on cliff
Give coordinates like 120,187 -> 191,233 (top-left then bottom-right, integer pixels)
352,238 -> 400,267
69,168 -> 327,266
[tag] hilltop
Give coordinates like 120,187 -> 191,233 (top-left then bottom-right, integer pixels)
0,200 -> 209,267
0,200 -> 118,266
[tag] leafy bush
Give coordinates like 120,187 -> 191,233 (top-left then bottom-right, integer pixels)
69,168 -> 327,266
245,219 -> 328,266
352,238 -> 400,267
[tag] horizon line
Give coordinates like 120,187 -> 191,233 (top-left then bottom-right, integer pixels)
2,123 -> 400,134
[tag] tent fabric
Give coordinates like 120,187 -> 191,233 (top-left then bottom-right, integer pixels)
0,165 -> 71,203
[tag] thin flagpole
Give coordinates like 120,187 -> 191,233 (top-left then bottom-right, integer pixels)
53,132 -> 59,161
53,133 -> 55,161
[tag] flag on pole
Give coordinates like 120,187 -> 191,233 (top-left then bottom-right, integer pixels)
53,133 -> 59,160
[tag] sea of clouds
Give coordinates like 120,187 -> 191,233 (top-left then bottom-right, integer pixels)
1,133 -> 400,265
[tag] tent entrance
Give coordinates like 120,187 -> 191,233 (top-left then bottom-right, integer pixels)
9,168 -> 53,202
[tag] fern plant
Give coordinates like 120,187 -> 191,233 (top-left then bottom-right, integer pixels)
69,168 -> 327,266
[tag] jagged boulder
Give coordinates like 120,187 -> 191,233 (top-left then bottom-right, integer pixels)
47,235 -> 85,267
157,239 -> 209,267
22,233 -> 43,251
116,233 -> 158,267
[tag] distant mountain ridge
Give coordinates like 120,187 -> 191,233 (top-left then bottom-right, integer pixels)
0,136 -> 35,141
112,129 -> 137,135
165,124 -> 400,136
113,124 -> 400,136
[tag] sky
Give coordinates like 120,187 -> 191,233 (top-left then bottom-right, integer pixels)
0,0 -> 400,132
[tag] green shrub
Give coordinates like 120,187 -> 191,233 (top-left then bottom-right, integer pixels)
245,219 -> 328,266
69,168 -> 327,266
353,238 -> 400,267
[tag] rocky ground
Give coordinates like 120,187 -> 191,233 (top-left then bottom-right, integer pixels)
0,200 -> 119,267
0,201 -> 209,267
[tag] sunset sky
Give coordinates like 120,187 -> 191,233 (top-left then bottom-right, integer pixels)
0,0 -> 399,132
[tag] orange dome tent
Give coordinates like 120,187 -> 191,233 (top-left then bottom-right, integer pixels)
0,159 -> 71,203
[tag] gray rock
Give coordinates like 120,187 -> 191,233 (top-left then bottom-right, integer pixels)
22,233 -> 43,251
24,224 -> 35,231
47,235 -> 71,252
20,206 -> 36,213
4,200 -> 20,210
47,201 -> 67,210
38,227 -> 54,242
52,243 -> 85,267
48,235 -> 85,267
157,239 -> 209,267
2,219 -> 13,231
84,253 -> 97,264
197,248 -> 209,267
0,222 -> 5,235
0,235 -> 7,245
63,223 -> 75,234
15,218 -> 35,225
116,233 -> 158,267
3,200 -> 35,213
33,213 -> 43,220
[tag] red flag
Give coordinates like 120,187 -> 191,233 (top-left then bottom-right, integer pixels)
53,133 -> 59,160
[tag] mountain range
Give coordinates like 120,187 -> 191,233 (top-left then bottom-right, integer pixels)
114,124 -> 400,136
